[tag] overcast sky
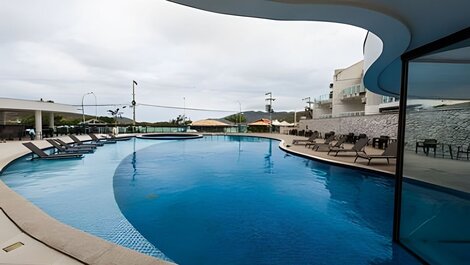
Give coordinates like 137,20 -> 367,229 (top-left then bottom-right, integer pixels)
0,0 -> 366,122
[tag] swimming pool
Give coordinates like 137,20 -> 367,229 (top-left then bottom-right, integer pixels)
1,136 -> 424,264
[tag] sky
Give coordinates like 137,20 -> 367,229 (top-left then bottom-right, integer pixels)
0,0 -> 367,122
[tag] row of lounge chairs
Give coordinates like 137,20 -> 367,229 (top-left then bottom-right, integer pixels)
22,134 -> 126,160
291,133 -> 398,165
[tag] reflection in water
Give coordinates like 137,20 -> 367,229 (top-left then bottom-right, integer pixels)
132,138 -> 137,182
264,139 -> 273,173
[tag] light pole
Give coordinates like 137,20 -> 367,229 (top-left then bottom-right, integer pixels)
237,101 -> 242,132
302,97 -> 313,119
132,80 -> 137,131
82,92 -> 95,124
183,97 -> 186,124
91,92 -> 97,120
265,92 -> 275,133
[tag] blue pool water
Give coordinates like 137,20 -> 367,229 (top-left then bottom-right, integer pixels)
1,136 -> 424,264
112,136 -> 420,265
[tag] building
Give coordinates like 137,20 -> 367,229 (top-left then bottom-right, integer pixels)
0,97 -> 80,140
313,60 -> 398,119
167,1 -> 469,264
190,119 -> 237,133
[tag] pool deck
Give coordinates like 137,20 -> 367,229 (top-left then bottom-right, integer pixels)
0,133 -> 468,264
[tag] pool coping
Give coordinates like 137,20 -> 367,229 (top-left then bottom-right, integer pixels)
0,135 -> 174,265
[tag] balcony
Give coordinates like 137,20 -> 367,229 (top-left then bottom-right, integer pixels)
315,93 -> 332,105
318,114 -> 333,119
341,84 -> 366,100
338,111 -> 365,117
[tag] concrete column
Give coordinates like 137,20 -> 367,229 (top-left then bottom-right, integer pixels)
1,112 -> 6,125
49,112 -> 54,128
35,110 -> 42,140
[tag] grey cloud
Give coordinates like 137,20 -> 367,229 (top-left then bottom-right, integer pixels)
0,0 -> 366,122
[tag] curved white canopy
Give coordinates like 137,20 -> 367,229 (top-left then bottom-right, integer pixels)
168,0 -> 470,98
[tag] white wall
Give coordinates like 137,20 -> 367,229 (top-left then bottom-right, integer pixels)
331,61 -> 365,117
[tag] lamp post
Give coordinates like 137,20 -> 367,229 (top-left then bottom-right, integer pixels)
265,92 -> 275,133
82,92 -> 96,124
91,92 -> 97,120
132,80 -> 137,131
183,97 -> 186,124
302,96 -> 313,119
237,101 -> 242,132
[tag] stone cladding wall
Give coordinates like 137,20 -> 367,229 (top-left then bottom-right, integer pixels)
404,108 -> 470,149
299,113 -> 398,138
298,107 -> 470,150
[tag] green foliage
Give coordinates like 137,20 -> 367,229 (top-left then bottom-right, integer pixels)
170,115 -> 191,126
225,113 -> 246,123
98,116 -> 115,124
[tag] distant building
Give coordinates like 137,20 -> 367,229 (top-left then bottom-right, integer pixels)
247,118 -> 271,133
190,119 -> 237,133
313,60 -> 398,119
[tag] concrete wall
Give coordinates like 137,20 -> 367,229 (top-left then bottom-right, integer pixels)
331,61 -> 365,117
312,103 -> 332,119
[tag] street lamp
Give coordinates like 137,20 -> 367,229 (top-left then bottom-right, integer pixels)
265,92 -> 275,133
82,92 -> 96,124
302,97 -> 313,119
237,101 -> 242,132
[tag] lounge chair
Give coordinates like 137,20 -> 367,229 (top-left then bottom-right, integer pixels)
46,139 -> 94,154
307,134 -> 335,149
22,142 -> 83,160
328,137 -> 369,156
314,136 -> 347,151
354,141 -> 397,165
292,131 -> 319,145
54,138 -> 96,150
88,133 -> 117,144
69,135 -> 102,147
108,134 -> 132,141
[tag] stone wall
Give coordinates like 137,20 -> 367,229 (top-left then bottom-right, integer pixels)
299,113 -> 398,138
298,107 -> 470,149
405,108 -> 470,149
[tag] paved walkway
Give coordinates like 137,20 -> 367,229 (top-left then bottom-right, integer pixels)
256,133 -> 469,193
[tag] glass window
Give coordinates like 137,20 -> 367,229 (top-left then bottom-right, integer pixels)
400,38 -> 470,264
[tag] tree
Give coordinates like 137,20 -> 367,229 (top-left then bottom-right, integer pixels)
225,113 -> 246,123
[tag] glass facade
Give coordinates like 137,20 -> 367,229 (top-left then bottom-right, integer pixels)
398,35 -> 470,264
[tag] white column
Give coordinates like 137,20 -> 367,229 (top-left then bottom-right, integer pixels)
35,110 -> 42,140
1,112 -> 6,125
49,112 -> 54,128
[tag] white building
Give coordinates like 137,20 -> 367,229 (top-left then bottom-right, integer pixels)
313,60 -> 398,119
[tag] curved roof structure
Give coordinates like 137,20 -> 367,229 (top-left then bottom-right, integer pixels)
0,97 -> 79,114
168,0 -> 470,97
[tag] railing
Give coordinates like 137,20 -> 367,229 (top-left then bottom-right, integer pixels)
338,111 -> 365,117
318,114 -> 333,119
315,94 -> 332,104
341,84 -> 366,99
382,96 -> 397,103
